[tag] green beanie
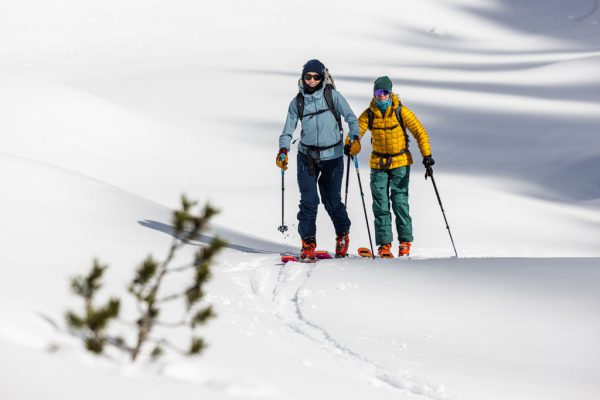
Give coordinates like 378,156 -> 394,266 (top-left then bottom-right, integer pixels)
373,76 -> 393,91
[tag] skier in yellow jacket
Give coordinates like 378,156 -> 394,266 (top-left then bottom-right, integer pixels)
345,76 -> 434,258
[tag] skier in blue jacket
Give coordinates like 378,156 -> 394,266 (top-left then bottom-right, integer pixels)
276,59 -> 360,261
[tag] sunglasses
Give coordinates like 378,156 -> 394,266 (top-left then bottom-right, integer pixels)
303,73 -> 323,81
374,89 -> 391,97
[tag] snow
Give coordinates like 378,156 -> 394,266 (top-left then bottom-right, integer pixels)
1,0 -> 599,399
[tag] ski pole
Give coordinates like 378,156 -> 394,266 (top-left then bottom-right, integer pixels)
344,154 -> 351,206
277,155 -> 288,234
353,156 -> 375,259
425,167 -> 458,258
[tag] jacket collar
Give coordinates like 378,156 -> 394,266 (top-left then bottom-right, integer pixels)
369,93 -> 400,116
300,85 -> 325,98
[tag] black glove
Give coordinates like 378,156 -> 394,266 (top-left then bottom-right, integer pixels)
422,155 -> 435,168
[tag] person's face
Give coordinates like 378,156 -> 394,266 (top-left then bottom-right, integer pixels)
303,73 -> 323,88
374,89 -> 391,101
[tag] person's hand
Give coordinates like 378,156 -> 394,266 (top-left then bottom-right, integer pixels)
422,155 -> 435,168
344,135 -> 361,156
276,148 -> 288,170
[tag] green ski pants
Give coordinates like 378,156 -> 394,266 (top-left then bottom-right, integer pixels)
370,166 -> 413,245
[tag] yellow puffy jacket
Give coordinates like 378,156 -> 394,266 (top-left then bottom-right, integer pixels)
353,94 -> 431,170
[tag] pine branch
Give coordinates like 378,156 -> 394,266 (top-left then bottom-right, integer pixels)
166,263 -> 194,273
154,319 -> 188,328
156,292 -> 184,303
189,336 -> 207,355
190,306 -> 216,328
67,194 -> 223,362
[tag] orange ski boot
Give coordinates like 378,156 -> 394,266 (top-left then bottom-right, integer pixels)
398,241 -> 411,257
377,243 -> 394,259
300,237 -> 316,262
335,231 -> 350,258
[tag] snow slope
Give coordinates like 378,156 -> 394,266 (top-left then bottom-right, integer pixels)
1,0 -> 599,399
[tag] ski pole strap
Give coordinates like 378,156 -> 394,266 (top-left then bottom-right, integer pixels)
372,149 -> 409,170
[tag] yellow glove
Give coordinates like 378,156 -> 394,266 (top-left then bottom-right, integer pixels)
276,148 -> 288,170
344,135 -> 361,156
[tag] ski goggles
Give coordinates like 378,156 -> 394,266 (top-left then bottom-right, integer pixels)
303,73 -> 323,81
374,89 -> 391,97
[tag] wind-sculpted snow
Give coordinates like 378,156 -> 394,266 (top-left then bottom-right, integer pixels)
1,0 -> 600,399
213,253 -> 600,400
271,262 -> 452,399
218,255 -> 454,399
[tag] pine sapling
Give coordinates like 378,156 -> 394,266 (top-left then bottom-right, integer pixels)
65,259 -> 121,354
65,195 -> 226,362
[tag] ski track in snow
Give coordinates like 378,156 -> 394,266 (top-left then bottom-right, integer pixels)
226,255 -> 454,400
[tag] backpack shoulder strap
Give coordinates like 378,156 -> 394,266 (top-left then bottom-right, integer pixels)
367,108 -> 374,131
395,104 -> 406,134
295,92 -> 304,119
324,86 -> 343,132
395,102 -> 409,147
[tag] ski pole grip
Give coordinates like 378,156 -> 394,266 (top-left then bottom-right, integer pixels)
353,156 -> 359,168
280,154 -> 286,175
425,166 -> 433,180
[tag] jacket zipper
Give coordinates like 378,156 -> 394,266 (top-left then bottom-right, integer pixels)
315,94 -> 320,150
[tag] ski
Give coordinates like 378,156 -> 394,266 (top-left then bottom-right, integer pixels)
280,249 -> 374,264
316,250 -> 333,259
357,246 -> 413,259
280,250 -> 333,264
357,247 -> 374,258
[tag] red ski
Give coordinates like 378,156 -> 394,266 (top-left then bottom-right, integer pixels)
280,250 -> 332,264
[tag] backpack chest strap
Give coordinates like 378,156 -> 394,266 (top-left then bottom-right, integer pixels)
371,124 -> 400,131
296,87 -> 343,132
301,109 -> 330,119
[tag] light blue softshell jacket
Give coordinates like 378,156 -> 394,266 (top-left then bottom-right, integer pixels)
279,86 -> 359,161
